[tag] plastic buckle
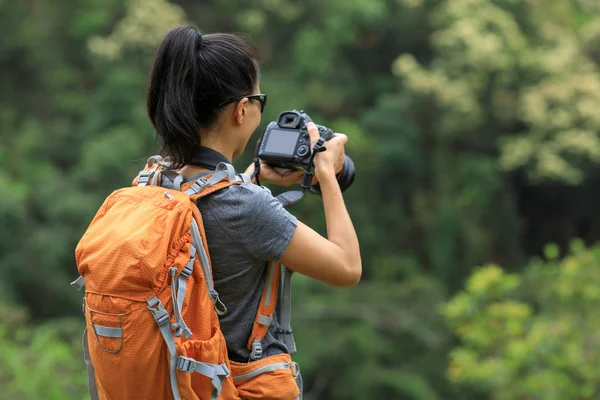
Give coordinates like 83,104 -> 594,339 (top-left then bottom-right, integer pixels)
148,302 -> 170,326
249,339 -> 263,361
176,356 -> 196,374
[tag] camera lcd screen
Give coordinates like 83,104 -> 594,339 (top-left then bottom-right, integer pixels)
264,129 -> 299,155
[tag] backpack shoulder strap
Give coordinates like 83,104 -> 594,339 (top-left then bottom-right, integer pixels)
246,261 -> 281,361
276,266 -> 297,354
182,162 -> 251,201
132,155 -> 169,187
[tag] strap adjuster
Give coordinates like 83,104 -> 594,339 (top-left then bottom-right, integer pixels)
249,339 -> 262,361
181,265 -> 193,277
189,177 -> 209,194
180,246 -> 195,278
138,171 -> 152,185
176,356 -> 196,373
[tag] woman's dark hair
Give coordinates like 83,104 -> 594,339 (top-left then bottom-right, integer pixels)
147,25 -> 259,168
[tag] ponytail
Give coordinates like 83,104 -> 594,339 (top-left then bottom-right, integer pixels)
147,25 -> 259,169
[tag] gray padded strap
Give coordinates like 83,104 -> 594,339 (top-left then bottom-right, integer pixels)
184,170 -> 227,196
238,173 -> 251,183
146,155 -> 164,167
93,324 -> 122,338
215,162 -> 236,182
82,328 -> 100,400
177,245 -> 195,313
190,219 -> 227,316
161,170 -> 184,191
265,262 -> 277,307
184,164 -> 248,196
190,220 -> 213,292
173,174 -> 184,191
277,267 -> 297,353
295,366 -> 303,400
275,190 -> 305,207
71,275 -> 85,291
176,356 -> 230,400
147,297 -> 181,400
151,170 -> 161,186
169,245 -> 195,339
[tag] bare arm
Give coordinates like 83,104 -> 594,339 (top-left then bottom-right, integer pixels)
279,123 -> 361,287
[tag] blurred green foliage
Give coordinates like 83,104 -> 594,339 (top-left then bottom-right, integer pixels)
2,0 -> 600,399
445,239 -> 600,400
0,299 -> 87,399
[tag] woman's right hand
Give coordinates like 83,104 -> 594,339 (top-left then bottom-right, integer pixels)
306,122 -> 348,179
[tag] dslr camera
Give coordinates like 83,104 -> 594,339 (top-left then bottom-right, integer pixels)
257,110 -> 355,193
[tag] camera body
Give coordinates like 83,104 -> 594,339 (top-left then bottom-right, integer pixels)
257,110 -> 334,169
257,109 -> 356,194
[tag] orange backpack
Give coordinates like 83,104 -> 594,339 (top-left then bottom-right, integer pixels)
71,156 -> 300,400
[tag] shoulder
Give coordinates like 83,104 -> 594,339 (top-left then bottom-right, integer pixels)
211,183 -> 281,209
196,182 -> 298,261
235,183 -> 278,203
200,183 -> 296,223
235,184 -> 295,222
232,182 -> 275,197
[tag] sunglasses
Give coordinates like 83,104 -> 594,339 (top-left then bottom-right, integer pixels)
219,94 -> 268,113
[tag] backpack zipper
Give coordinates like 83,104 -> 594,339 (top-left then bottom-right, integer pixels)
232,362 -> 290,383
164,191 -> 175,200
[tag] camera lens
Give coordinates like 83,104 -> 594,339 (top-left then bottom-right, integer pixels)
310,155 -> 356,194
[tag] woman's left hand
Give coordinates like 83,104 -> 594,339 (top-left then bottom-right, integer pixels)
244,130 -> 346,187
244,161 -> 305,187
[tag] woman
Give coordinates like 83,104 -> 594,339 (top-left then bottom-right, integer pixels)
148,25 -> 362,397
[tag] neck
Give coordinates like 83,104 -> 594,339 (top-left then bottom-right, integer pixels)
177,134 -> 236,178
200,125 -> 238,162
200,143 -> 234,162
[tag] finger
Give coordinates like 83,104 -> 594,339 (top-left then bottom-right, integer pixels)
333,133 -> 348,145
281,170 -> 305,187
289,169 -> 305,182
259,162 -> 275,175
273,167 -> 297,177
306,122 -> 320,149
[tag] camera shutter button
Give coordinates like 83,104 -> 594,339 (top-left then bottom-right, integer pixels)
297,144 -> 309,157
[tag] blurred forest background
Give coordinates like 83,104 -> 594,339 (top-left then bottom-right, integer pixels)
2,0 -> 600,399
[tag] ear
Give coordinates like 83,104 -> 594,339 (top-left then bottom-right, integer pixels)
233,98 -> 249,125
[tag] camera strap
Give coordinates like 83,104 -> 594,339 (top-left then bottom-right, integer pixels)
251,140 -> 262,186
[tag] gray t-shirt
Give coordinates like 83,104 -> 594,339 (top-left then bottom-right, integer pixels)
162,172 -> 298,362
